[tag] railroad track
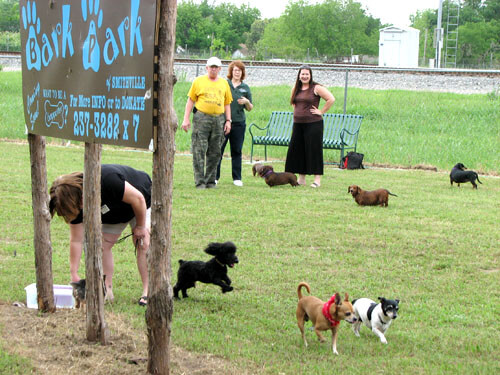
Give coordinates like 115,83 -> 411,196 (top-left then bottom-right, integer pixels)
2,51 -> 499,77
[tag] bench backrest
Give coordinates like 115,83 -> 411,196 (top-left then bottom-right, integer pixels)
265,111 -> 363,145
265,111 -> 295,139
323,113 -> 363,145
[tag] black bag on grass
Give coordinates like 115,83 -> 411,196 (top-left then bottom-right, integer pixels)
341,152 -> 364,169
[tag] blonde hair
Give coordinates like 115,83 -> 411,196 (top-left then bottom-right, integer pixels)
49,172 -> 83,223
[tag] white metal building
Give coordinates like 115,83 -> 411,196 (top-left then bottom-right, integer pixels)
379,26 -> 420,68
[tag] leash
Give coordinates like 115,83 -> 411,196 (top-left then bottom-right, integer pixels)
116,232 -> 144,256
116,233 -> 133,244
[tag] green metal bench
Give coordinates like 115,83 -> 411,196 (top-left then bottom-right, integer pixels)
249,111 -> 363,164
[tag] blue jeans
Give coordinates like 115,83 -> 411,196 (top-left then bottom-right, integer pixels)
216,121 -> 246,181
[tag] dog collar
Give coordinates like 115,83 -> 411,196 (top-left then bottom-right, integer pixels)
322,295 -> 340,327
215,258 -> 225,267
262,169 -> 273,178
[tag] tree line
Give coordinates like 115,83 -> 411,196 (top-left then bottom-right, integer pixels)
1,0 -> 499,67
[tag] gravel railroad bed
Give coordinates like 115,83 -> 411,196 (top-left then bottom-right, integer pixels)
2,55 -> 498,94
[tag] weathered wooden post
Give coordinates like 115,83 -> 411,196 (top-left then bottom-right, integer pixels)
83,143 -> 109,344
146,0 -> 177,373
28,133 -> 55,313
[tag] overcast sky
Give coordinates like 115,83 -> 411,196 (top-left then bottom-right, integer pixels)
188,0 -> 440,27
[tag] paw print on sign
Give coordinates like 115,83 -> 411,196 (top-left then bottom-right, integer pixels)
81,0 -> 103,72
22,1 -> 41,71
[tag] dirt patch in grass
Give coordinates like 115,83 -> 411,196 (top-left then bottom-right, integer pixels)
0,301 -> 243,374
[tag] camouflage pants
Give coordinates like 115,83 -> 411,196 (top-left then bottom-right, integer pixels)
191,111 -> 225,187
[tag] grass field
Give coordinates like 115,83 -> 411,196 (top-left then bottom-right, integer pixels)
1,71 -> 499,173
0,140 -> 499,374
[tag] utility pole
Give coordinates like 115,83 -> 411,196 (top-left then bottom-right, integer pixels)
435,0 -> 444,68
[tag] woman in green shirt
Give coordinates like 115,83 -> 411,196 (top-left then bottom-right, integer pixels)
216,60 -> 253,187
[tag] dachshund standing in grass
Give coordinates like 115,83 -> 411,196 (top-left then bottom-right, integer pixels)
348,185 -> 397,207
258,165 -> 299,187
450,163 -> 482,189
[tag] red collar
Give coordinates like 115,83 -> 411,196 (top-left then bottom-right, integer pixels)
322,294 -> 340,327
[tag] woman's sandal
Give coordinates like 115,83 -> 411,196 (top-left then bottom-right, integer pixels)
138,296 -> 147,306
310,182 -> 320,188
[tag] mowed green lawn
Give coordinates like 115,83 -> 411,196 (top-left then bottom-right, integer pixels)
0,141 -> 498,374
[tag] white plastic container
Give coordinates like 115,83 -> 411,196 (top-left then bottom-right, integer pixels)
25,283 -> 75,309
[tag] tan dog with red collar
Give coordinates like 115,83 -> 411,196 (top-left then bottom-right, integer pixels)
296,282 -> 357,355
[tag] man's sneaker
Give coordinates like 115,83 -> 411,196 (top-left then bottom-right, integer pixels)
233,180 -> 243,187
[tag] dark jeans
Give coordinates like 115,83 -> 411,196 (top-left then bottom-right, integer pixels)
216,121 -> 246,181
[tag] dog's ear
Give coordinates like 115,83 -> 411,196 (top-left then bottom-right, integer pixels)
344,293 -> 349,302
347,186 -> 350,193
259,166 -> 270,177
221,241 -> 237,253
378,297 -> 386,303
395,299 -> 400,304
204,242 -> 222,256
334,293 -> 341,305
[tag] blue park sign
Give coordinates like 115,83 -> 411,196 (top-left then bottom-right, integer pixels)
20,0 -> 158,149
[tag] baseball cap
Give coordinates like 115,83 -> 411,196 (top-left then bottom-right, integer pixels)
206,56 -> 222,67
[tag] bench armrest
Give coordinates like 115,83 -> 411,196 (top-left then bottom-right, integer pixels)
249,122 -> 270,139
340,127 -> 360,144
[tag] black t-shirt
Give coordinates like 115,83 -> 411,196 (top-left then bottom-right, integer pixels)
71,164 -> 151,225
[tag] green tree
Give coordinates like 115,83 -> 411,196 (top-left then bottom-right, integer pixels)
482,0 -> 500,21
256,0 -> 381,60
245,19 -> 270,53
176,0 -> 260,53
459,19 -> 500,65
411,0 -> 500,67
0,0 -> 19,32
411,9 -> 437,63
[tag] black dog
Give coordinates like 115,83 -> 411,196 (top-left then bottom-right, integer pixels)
450,163 -> 482,189
173,242 -> 239,299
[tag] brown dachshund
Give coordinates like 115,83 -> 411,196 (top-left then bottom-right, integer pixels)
258,165 -> 299,187
296,282 -> 357,355
348,185 -> 397,207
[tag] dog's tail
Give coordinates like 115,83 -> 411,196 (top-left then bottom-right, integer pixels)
388,191 -> 398,197
476,173 -> 483,184
178,259 -> 185,265
297,282 -> 311,300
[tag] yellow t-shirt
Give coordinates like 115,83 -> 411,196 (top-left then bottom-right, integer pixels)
188,75 -> 233,115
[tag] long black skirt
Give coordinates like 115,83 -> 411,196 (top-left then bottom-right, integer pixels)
285,120 -> 324,175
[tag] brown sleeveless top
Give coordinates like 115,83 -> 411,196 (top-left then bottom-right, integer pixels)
293,84 -> 322,123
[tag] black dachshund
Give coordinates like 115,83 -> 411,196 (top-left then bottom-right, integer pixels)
450,163 -> 482,189
173,242 -> 239,299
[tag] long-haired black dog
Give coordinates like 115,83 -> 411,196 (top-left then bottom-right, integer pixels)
450,163 -> 482,189
173,242 -> 239,299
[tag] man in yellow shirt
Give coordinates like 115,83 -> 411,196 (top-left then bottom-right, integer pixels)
182,57 -> 233,189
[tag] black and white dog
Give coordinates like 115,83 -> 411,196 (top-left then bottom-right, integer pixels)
352,297 -> 399,344
450,163 -> 482,189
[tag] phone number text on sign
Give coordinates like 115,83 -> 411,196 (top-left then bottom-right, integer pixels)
73,111 -> 140,142
70,80 -> 147,142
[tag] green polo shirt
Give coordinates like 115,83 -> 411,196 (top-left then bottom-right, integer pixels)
227,79 -> 252,123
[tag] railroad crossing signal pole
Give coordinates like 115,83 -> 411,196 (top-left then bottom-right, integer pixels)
435,0 -> 444,68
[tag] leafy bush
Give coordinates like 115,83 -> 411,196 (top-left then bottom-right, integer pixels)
0,31 -> 20,51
